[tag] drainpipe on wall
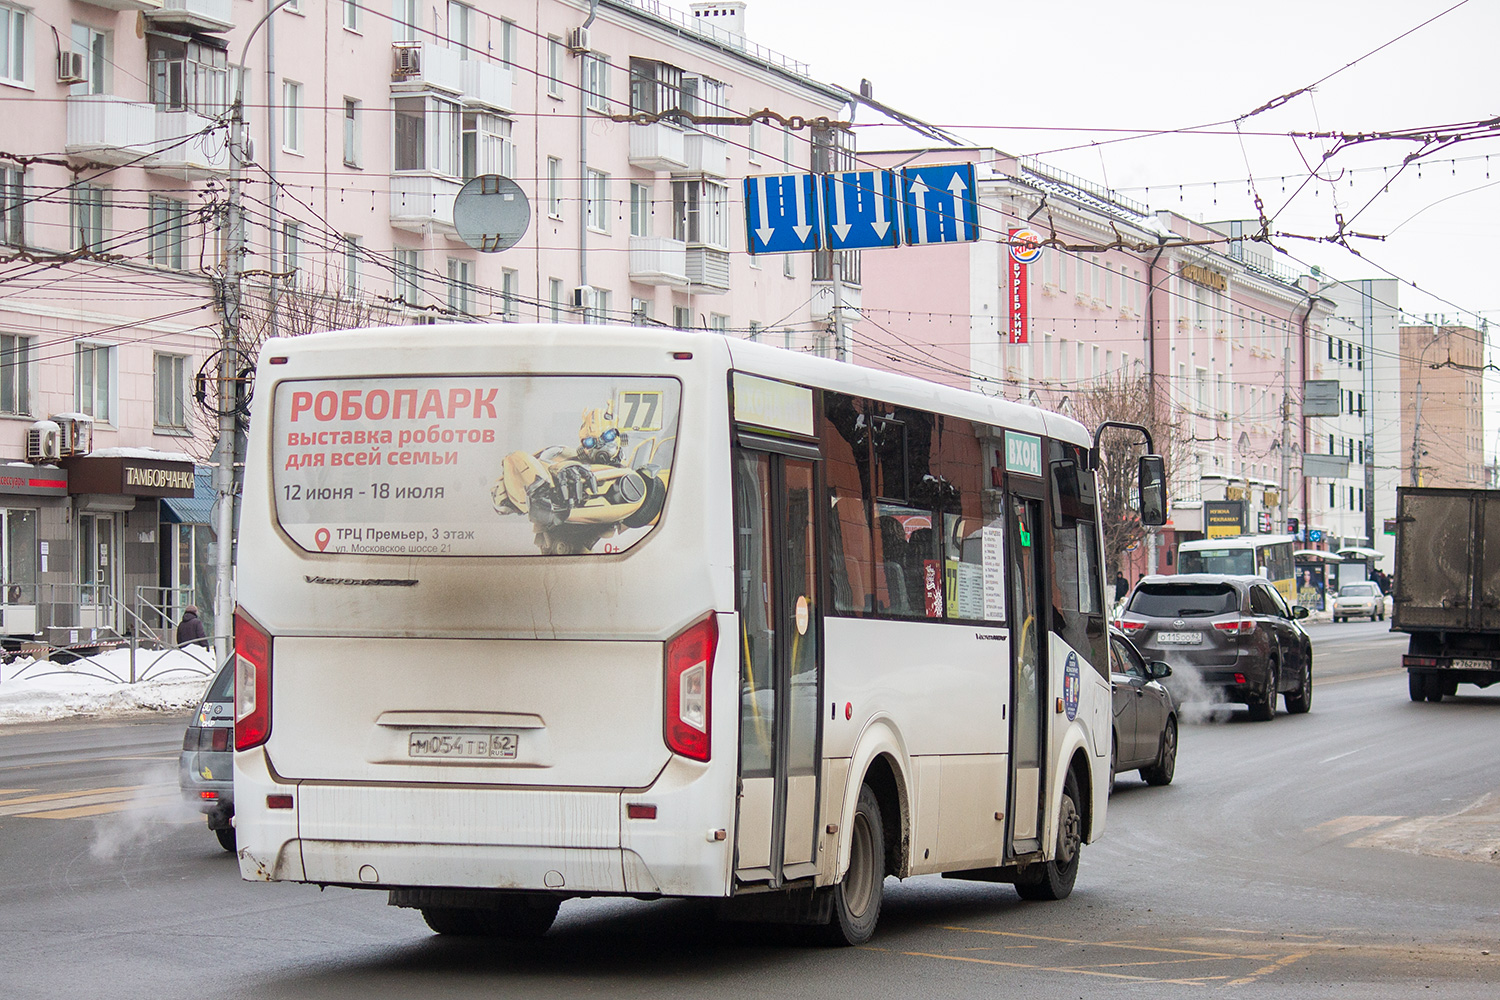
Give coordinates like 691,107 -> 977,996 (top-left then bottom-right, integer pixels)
577,1 -> 599,310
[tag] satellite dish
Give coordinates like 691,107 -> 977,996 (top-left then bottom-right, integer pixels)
453,174 -> 530,253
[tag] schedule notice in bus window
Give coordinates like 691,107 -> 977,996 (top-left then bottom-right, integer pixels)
272,375 -> 682,557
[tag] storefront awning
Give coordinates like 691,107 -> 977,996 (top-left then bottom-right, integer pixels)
161,468 -> 216,525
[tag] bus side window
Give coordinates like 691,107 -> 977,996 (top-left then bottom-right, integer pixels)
1047,441 -> 1108,675
822,392 -> 875,615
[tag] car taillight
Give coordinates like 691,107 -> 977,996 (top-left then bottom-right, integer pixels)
210,727 -> 230,752
234,608 -> 272,751
1118,620 -> 1145,632
664,614 -> 717,762
1213,619 -> 1258,636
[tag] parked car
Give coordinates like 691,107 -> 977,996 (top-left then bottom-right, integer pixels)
1332,582 -> 1385,622
179,660 -> 235,851
1117,574 -> 1313,720
1108,628 -> 1178,790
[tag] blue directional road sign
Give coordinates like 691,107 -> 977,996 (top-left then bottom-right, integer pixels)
821,170 -> 900,251
900,163 -> 978,245
743,173 -> 821,254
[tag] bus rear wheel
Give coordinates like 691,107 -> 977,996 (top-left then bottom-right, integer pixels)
1015,770 -> 1082,901
817,784 -> 885,946
421,896 -> 560,939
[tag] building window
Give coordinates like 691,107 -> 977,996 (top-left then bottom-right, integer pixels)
447,258 -> 474,316
280,220 -> 300,285
71,183 -> 107,251
709,313 -> 728,334
282,80 -> 303,153
630,297 -> 652,324
393,96 -> 460,176
342,98 -> 361,166
0,4 -> 27,85
0,166 -> 21,247
342,0 -> 360,31
446,1 -> 472,52
70,23 -> 109,95
394,248 -> 422,306
672,179 -> 727,247
0,333 -> 31,416
546,36 -> 563,97
76,343 -> 113,423
630,182 -> 651,237
586,168 -> 609,232
148,35 -> 228,115
342,235 -> 360,296
673,305 -> 691,330
549,277 -> 563,322
461,112 -> 514,180
584,288 -> 610,325
501,268 -> 519,321
148,196 -> 185,269
547,157 -> 563,218
629,58 -> 684,116
395,0 -> 418,42
748,120 -> 761,164
584,53 -> 611,112
747,321 -> 762,341
154,353 -> 188,431
499,19 -> 516,66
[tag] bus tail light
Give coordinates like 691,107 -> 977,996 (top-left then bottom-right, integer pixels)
234,609 -> 272,751
1213,619 -> 1258,636
664,614 -> 717,762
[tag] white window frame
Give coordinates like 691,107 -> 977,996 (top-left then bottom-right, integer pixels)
462,111 -> 514,180
394,0 -> 418,43
154,352 -> 189,431
148,195 -> 185,269
394,248 -> 422,306
447,258 -> 474,316
0,332 -> 32,416
393,95 -> 460,176
546,36 -> 563,98
586,168 -> 609,233
71,182 -> 106,251
343,97 -> 361,166
499,19 -> 516,67
501,268 -> 520,321
75,342 -> 115,424
547,157 -> 563,218
446,1 -> 473,52
0,3 -> 28,86
342,0 -> 360,31
548,277 -> 563,322
629,182 -> 651,237
69,23 -> 109,96
585,287 -> 611,325
342,235 -> 361,296
281,219 -> 300,286
584,53 -> 611,112
282,80 -> 303,154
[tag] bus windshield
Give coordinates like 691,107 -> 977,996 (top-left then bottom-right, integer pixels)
1178,548 -> 1255,576
272,375 -> 681,557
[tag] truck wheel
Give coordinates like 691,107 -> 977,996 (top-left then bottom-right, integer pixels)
817,784 -> 885,946
1425,673 -> 1444,703
1015,770 -> 1082,901
1398,671 -> 1422,704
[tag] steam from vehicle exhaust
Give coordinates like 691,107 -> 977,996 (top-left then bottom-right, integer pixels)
1165,667 -> 1233,725
89,761 -> 203,861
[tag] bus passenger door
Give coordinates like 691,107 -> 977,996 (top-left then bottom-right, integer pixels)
1007,495 -> 1047,856
733,448 -> 822,886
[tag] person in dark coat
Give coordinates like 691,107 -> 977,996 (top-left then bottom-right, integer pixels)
177,606 -> 208,647
1114,571 -> 1130,603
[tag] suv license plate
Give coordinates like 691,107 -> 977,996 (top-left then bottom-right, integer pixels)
408,731 -> 519,760
1452,659 -> 1491,670
1157,632 -> 1203,644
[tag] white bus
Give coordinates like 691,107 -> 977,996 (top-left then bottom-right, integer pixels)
233,325 -> 1165,945
1177,534 -> 1296,602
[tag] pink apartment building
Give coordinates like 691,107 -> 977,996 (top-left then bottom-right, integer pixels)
0,0 -> 849,649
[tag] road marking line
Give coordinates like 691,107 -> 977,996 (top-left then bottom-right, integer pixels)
894,949 -> 1228,983
0,785 -> 139,807
0,784 -> 177,818
1227,950 -> 1312,986
0,788 -> 38,800
1319,745 -> 1373,763
17,793 -> 183,820
939,925 -> 1248,959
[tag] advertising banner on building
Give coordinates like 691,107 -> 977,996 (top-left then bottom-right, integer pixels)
1007,228 -> 1040,344
1204,500 -> 1245,538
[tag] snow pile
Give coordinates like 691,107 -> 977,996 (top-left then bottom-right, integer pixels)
0,647 -> 219,724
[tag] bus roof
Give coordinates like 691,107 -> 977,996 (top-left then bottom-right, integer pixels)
262,324 -> 1093,449
1178,534 -> 1295,550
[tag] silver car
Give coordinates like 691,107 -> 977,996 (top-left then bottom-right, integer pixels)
1108,629 -> 1178,790
178,661 -> 235,851
1118,574 -> 1313,721
1332,582 -> 1385,622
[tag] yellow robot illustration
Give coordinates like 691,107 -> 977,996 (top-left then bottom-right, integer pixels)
491,402 -> 672,555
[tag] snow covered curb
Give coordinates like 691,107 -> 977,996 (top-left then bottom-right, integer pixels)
0,647 -> 218,725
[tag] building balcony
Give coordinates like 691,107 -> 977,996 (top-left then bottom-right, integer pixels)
143,0 -> 233,33
628,236 -> 688,286
459,59 -> 512,112
152,109 -> 229,178
65,95 -> 157,165
685,245 -> 730,294
629,122 -> 687,172
390,173 -> 462,233
680,132 -> 729,176
810,280 -> 861,322
83,0 -> 162,11
391,41 -> 463,95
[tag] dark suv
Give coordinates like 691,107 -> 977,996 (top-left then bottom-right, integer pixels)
179,660 -> 235,851
1118,574 -> 1313,720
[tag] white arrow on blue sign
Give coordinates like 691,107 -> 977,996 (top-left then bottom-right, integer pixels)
743,173 -> 821,254
821,170 -> 900,251
900,163 -> 978,245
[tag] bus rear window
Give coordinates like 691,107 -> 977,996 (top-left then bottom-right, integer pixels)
1128,583 -> 1240,618
1178,549 -> 1255,576
272,376 -> 681,556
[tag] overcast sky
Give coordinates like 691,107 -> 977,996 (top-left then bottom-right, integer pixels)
740,0 -> 1499,448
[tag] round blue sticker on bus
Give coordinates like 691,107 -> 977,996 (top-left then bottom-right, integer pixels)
1063,652 -> 1080,721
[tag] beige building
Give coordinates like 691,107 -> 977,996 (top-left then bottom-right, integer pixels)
1401,324 -> 1486,488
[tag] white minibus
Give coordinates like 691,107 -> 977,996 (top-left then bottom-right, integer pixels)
233,325 -> 1165,944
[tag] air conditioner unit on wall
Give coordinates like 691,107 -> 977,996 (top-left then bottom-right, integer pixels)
56,51 -> 86,85
567,27 -> 591,53
572,285 -> 594,309
393,45 -> 421,79
51,414 -> 94,458
26,421 -> 61,464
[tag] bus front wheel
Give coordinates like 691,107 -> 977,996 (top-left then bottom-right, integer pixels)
1015,770 -> 1082,902
818,784 -> 885,946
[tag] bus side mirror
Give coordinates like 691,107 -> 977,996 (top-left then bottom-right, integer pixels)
1138,455 -> 1167,526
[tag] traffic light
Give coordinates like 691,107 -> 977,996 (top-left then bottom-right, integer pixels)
1287,517 -> 1300,535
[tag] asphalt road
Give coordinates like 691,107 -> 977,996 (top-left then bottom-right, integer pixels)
2,618 -> 1497,999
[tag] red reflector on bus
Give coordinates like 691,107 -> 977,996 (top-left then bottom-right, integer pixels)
200,791 -> 218,800
269,356 -> 288,365
627,804 -> 657,820
672,351 -> 693,360
1234,673 -> 1247,685
266,794 -> 294,810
